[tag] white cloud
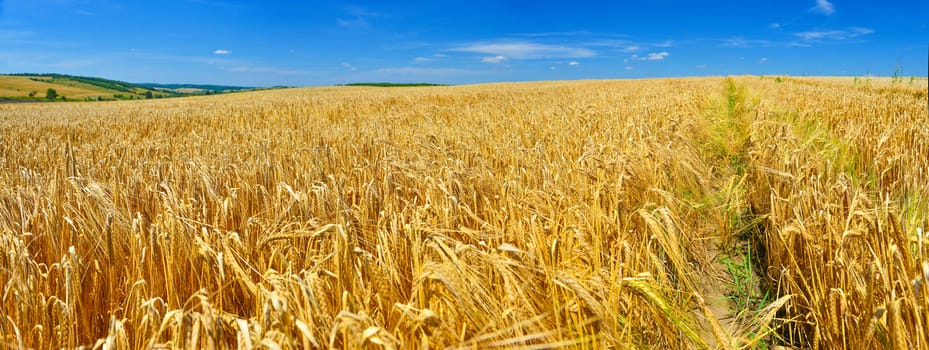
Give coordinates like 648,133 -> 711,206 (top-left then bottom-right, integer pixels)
481,55 -> 506,63
371,67 -> 475,76
624,66 -> 633,71
0,29 -> 37,40
654,40 -> 674,48
344,5 -> 382,18
338,5 -> 381,28
770,23 -> 782,29
695,64 -> 708,69
415,54 -> 448,63
337,18 -> 368,28
185,0 -> 250,10
795,27 -> 874,41
587,39 -> 674,54
811,0 -> 835,15
629,51 -> 669,61
646,52 -> 669,60
124,50 -> 234,66
228,65 -> 313,75
46,58 -> 104,69
340,62 -> 358,71
568,61 -> 580,66
759,57 -> 768,64
452,41 -> 595,59
213,49 -> 231,55
720,38 -> 772,48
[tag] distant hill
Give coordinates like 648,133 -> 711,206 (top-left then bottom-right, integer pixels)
342,82 -> 449,87
0,73 -> 257,102
137,83 -> 254,94
1,73 -> 171,101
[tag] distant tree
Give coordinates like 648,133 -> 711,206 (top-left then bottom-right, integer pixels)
145,91 -> 154,99
28,90 -> 37,97
46,88 -> 58,100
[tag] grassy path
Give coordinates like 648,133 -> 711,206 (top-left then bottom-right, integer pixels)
691,77 -> 783,349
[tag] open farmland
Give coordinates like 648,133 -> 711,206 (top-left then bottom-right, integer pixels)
0,77 -> 926,348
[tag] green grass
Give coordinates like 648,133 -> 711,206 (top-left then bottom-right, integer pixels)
719,241 -> 768,311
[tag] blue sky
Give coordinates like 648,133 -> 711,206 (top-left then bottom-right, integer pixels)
0,0 -> 926,86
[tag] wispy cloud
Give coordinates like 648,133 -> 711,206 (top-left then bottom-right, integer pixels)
769,23 -> 782,29
452,41 -> 595,60
719,37 -> 772,48
758,57 -> 768,64
510,31 -> 592,38
414,53 -> 448,63
481,55 -> 506,63
340,62 -> 358,71
344,5 -> 382,18
646,52 -> 669,60
811,0 -> 835,15
337,17 -> 368,28
375,67 -> 457,74
719,27 -> 872,48
795,27 -> 874,42
228,65 -> 315,76
627,51 -> 669,61
338,5 -> 382,29
653,40 -> 675,48
213,49 -> 231,55
370,67 -> 480,77
0,29 -> 37,39
184,0 -> 250,10
122,50 -> 237,67
0,29 -> 77,47
587,39 -> 673,53
0,50 -> 111,72
568,61 -> 580,66
36,0 -> 125,16
46,58 -> 107,69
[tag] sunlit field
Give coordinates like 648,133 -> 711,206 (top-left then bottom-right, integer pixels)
1,76 -> 926,349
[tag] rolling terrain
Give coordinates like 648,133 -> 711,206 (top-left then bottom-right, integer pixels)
0,74 -> 253,102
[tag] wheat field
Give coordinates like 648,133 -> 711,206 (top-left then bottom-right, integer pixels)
0,77 -> 926,349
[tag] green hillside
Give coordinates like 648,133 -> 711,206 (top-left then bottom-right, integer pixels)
0,74 -> 258,102
0,74 -> 178,101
